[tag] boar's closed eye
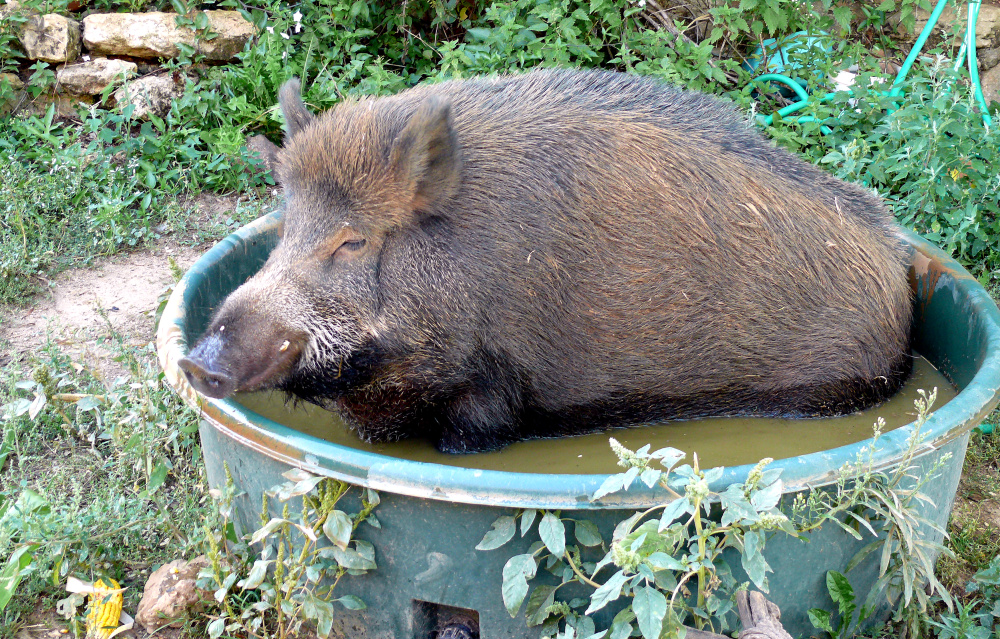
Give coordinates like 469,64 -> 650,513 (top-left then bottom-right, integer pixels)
333,239 -> 367,260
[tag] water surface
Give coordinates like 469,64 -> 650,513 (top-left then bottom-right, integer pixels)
235,354 -> 955,474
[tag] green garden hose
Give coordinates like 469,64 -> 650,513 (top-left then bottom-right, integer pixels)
756,0 -> 993,130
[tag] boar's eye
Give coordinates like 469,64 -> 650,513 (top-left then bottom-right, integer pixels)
333,238 -> 367,260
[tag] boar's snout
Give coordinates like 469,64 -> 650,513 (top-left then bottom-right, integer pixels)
179,327 -> 307,399
178,350 -> 237,398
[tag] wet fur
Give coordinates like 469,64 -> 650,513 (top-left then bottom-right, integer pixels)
199,69 -> 914,454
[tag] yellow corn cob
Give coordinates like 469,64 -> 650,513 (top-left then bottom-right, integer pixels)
86,578 -> 122,639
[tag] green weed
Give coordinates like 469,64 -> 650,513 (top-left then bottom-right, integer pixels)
0,326 -> 210,634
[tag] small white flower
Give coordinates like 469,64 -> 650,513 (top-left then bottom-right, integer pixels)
266,25 -> 274,34
293,10 -> 302,23
281,32 -> 290,40
638,0 -> 646,6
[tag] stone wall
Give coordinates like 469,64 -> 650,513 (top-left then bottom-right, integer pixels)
1,0 -> 255,117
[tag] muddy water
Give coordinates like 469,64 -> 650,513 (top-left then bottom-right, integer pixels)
235,354 -> 956,474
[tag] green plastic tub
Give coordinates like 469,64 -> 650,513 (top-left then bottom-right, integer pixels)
157,211 -> 1000,638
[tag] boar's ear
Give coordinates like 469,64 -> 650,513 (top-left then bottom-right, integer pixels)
279,78 -> 314,142
389,96 -> 461,214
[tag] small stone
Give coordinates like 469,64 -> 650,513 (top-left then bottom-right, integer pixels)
20,13 -> 81,62
0,72 -> 23,91
245,134 -> 281,180
979,47 -> 1000,71
57,58 -> 136,94
83,11 -> 256,61
136,556 -> 211,630
0,0 -> 29,21
981,63 -> 1000,106
112,73 -> 183,119
19,92 -> 94,117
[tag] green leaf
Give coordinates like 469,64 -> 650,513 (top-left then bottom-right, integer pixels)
0,545 -> 35,612
585,569 -> 629,614
207,618 -> 225,639
466,27 -> 493,40
808,608 -> 833,633
302,594 -> 335,637
477,515 -> 516,550
539,513 -> 566,557
147,461 -> 169,494
832,5 -> 853,31
525,584 -> 557,626
750,479 -> 782,510
658,497 -> 691,531
593,474 -> 625,500
323,510 -> 352,551
636,467 -> 661,489
574,520 -> 602,547
633,585 -> 667,639
250,518 -> 290,545
719,489 -> 756,526
75,396 -> 101,411
521,509 -> 537,536
845,539 -> 881,573
239,559 -> 270,589
14,489 -> 49,517
827,570 -> 856,617
502,554 -> 537,617
349,0 -> 369,20
283,474 -> 326,499
319,544 -> 377,571
646,552 -> 684,571
742,530 -> 769,591
334,595 -> 366,610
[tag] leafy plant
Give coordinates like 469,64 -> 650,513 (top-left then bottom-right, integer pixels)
481,390 -> 952,638
198,466 -> 379,639
927,555 -> 1000,638
479,446 -> 792,637
0,328 -> 207,625
791,390 -> 954,638
809,570 -> 876,638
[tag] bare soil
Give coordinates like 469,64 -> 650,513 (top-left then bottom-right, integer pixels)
0,193 -> 246,377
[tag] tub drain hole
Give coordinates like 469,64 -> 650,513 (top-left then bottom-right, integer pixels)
412,600 -> 480,639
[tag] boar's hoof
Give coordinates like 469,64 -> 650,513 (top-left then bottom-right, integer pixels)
178,356 -> 237,399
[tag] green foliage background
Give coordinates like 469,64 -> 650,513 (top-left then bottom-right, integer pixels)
1,0 -> 999,306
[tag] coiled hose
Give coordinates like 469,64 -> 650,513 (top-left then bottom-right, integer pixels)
755,0 -> 993,130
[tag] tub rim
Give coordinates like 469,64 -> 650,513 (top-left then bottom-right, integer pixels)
156,211 -> 1000,509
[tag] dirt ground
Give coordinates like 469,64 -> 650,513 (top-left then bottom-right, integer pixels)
0,194 -> 246,374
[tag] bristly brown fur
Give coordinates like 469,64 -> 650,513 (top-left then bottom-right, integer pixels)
184,69 -> 914,454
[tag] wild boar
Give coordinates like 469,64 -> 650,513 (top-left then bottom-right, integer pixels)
179,69 -> 913,453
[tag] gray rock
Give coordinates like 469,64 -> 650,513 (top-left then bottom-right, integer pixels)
20,13 -> 81,62
57,58 -> 137,94
978,46 -> 1000,71
980,62 -> 1000,106
83,11 -> 256,61
113,73 -> 183,119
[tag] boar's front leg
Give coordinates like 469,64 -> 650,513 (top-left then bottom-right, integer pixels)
436,387 -> 524,454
